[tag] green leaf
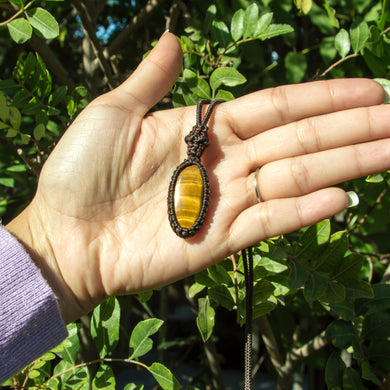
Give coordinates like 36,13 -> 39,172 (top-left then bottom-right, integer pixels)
209,67 -> 246,92
355,283 -> 390,316
148,362 -> 181,390
7,18 -> 32,44
91,297 -> 120,358
196,297 -> 215,342
366,173 -> 384,183
49,86 -> 68,106
243,3 -> 259,39
6,128 -> 18,138
325,352 -> 345,389
288,261 -> 310,289
137,290 -> 153,303
362,311 -> 390,340
252,301 -> 276,319
204,5 -> 216,34
302,219 -> 330,248
326,319 -> 357,349
323,1 -> 339,28
9,106 -> 21,129
294,0 -> 312,14
335,28 -> 351,58
183,69 -> 211,99
285,51 -> 307,84
0,177 -> 15,188
33,123 -> 45,141
368,340 -> 390,370
188,282 -> 205,298
231,9 -> 245,41
254,12 -> 273,36
92,364 -> 116,390
209,285 -> 235,310
215,89 -> 235,101
0,95 -> 9,122
258,24 -> 294,41
332,253 -> 364,283
363,50 -> 387,77
342,368 -> 366,390
207,263 -> 232,285
25,7 -> 59,39
211,20 -> 230,48
55,323 -> 80,364
303,273 -> 328,303
374,78 -> 390,103
20,133 -> 31,144
378,0 -> 390,30
124,384 -> 144,390
129,318 -> 164,359
361,360 -> 381,386
350,20 -> 370,53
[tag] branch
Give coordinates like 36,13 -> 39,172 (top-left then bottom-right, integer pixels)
286,330 -> 329,367
107,0 -> 168,56
29,35 -> 76,91
349,186 -> 388,233
319,52 -> 359,78
257,315 -> 284,375
71,0 -> 116,90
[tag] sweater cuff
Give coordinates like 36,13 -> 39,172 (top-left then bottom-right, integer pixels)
0,225 -> 68,382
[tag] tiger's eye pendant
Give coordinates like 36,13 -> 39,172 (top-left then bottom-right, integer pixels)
168,99 -> 223,238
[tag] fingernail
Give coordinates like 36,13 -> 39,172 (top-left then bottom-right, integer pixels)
347,191 -> 359,208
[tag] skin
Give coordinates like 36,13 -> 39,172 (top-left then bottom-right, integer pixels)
6,33 -> 390,323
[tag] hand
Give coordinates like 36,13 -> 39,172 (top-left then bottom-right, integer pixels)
7,33 -> 390,322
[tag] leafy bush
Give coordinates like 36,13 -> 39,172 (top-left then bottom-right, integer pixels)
1,0 -> 390,389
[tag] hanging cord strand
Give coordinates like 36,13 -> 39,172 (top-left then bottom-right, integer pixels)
242,246 -> 254,390
196,99 -> 225,128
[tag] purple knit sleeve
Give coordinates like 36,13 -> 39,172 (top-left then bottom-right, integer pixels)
0,225 -> 68,382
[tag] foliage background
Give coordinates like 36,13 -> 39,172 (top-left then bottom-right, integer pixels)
1,0 -> 390,389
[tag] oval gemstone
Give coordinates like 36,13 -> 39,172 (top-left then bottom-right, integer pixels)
174,165 -> 204,229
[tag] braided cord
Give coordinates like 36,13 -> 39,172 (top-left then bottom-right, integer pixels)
196,99 -> 225,129
242,246 -> 254,390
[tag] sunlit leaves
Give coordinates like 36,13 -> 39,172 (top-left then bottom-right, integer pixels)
129,318 -> 164,359
335,29 -> 351,58
91,297 -> 120,358
350,20 -> 370,53
196,297 -> 215,342
7,18 -> 32,43
209,67 -> 246,91
6,8 -> 59,44
148,363 -> 181,390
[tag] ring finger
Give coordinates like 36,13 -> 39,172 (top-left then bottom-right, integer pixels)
248,138 -> 390,204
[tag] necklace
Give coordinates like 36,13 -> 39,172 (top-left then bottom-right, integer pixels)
167,99 -> 224,238
167,100 -> 254,389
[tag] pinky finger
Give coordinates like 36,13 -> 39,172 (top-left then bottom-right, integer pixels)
228,187 -> 350,252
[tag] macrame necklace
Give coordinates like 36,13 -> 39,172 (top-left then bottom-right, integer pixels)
168,100 -> 254,389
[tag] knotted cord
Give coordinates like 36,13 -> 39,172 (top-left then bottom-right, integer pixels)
242,246 -> 254,390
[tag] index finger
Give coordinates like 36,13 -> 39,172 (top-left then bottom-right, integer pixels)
220,78 -> 385,139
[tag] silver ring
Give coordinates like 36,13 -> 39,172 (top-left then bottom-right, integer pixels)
254,167 -> 261,203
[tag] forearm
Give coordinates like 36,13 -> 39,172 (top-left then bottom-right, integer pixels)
0,224 -> 68,382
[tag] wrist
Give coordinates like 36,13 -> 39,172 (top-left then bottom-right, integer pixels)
6,203 -> 82,323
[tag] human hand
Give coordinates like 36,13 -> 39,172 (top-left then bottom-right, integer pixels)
7,33 -> 390,322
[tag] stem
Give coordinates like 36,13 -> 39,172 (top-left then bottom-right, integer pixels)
48,357 -> 150,381
0,0 -> 35,26
71,0 -> 116,90
319,52 -> 359,78
348,186 -> 388,233
325,53 -> 359,74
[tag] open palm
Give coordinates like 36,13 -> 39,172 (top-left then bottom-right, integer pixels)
13,33 -> 390,322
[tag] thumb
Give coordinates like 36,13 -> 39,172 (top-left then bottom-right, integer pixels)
112,32 -> 183,116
